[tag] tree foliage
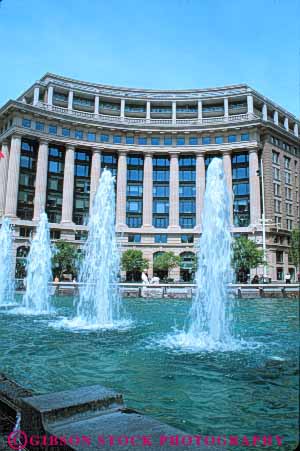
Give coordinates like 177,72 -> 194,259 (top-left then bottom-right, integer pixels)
289,228 -> 300,270
232,237 -> 265,273
52,241 -> 81,279
121,249 -> 149,274
153,252 -> 180,273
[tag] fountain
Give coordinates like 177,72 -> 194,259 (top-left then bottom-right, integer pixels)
22,212 -> 53,314
165,157 -> 236,351
64,168 -> 126,329
0,217 -> 15,306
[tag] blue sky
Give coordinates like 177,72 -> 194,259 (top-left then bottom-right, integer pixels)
0,0 -> 299,115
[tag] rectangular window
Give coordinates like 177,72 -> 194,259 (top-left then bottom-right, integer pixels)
241,133 -> 249,141
179,216 -> 195,228
127,216 -> 142,228
49,125 -> 57,135
127,184 -> 143,196
87,132 -> 96,142
22,118 -> 31,128
151,137 -> 160,145
272,151 -> 279,164
215,136 -> 223,144
284,156 -> 291,169
202,136 -> 211,145
126,136 -> 134,144
62,127 -> 70,137
154,234 -> 167,243
75,130 -> 83,139
113,135 -> 121,144
176,136 -> 185,145
138,136 -> 147,145
128,234 -> 141,243
164,136 -> 172,145
100,134 -> 109,143
35,121 -> 44,131
181,234 -> 194,243
189,137 -> 198,145
228,134 -> 237,143
153,217 -> 168,228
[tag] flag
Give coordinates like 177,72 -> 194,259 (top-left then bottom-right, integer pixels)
0,149 -> 4,159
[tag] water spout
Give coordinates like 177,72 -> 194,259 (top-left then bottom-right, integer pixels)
0,217 -> 15,306
22,213 -> 53,314
164,158 -> 236,351
64,168 -> 127,329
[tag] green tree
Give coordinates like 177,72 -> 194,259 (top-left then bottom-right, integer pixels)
52,241 -> 81,280
121,249 -> 149,281
289,229 -> 300,270
153,252 -> 180,280
232,236 -> 265,282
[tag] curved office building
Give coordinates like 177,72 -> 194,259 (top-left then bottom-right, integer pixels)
0,73 -> 299,281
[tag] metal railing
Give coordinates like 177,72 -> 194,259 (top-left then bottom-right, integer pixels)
35,102 -> 259,126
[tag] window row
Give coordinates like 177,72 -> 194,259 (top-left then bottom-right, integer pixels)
22,119 -> 250,145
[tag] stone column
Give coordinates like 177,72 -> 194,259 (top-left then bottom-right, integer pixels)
116,151 -> 127,228
89,149 -> 101,213
0,140 -> 10,216
4,135 -> 22,218
273,110 -> 279,125
249,149 -> 261,225
222,151 -> 233,224
94,95 -> 99,115
195,152 -> 205,229
33,140 -> 49,221
61,145 -> 75,224
197,100 -> 202,122
142,152 -> 153,227
68,91 -> 73,111
294,123 -> 299,137
120,99 -> 125,120
247,94 -> 254,115
169,152 -> 179,229
172,101 -> 176,124
284,117 -> 289,131
146,101 -> 151,122
33,86 -> 40,105
262,103 -> 267,121
224,98 -> 229,118
47,86 -> 53,106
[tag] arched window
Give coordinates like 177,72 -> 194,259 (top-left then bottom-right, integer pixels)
180,252 -> 196,282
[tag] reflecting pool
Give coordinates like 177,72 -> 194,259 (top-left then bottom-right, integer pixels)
0,296 -> 298,449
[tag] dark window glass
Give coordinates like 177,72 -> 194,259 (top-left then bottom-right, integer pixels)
17,140 -> 38,220
155,234 -> 167,243
100,134 -> 109,143
49,125 -> 57,135
73,149 -> 91,225
180,216 -> 195,228
215,136 -> 223,144
151,137 -> 160,145
62,128 -> 70,137
228,134 -> 237,143
189,137 -> 198,145
176,136 -> 185,145
46,145 -> 64,223
241,133 -> 249,141
35,121 -> 44,131
138,136 -> 147,145
126,136 -> 134,144
75,130 -> 83,139
113,135 -> 121,144
164,136 -> 172,145
181,234 -> 194,243
202,136 -> 211,144
87,132 -> 96,142
128,234 -> 141,243
22,118 -> 31,128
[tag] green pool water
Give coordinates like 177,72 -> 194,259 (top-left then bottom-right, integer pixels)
0,297 -> 298,449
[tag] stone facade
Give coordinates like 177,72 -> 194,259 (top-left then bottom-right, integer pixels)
0,73 -> 299,282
